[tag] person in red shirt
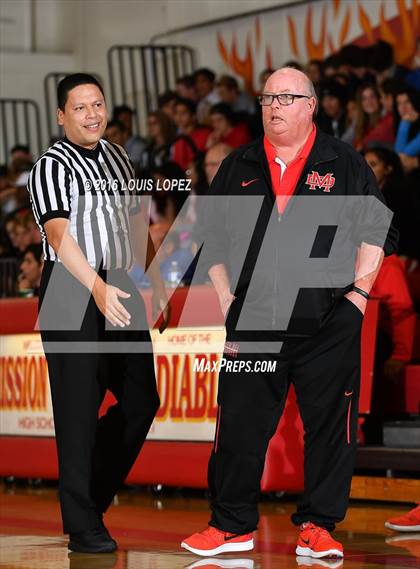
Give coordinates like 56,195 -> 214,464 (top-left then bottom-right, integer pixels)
363,254 -> 416,444
206,103 -> 251,149
354,84 -> 395,151
371,254 -> 416,373
171,98 -> 211,171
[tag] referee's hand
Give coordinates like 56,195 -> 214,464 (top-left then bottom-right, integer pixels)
93,280 -> 131,327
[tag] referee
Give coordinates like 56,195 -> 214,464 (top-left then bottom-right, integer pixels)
27,74 -> 169,553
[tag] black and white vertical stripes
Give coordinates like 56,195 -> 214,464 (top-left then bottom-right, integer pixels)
27,137 -> 141,270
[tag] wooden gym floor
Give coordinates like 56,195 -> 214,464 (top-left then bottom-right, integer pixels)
0,483 -> 419,568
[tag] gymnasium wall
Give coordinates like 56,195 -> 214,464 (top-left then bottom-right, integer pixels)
0,0 -> 417,152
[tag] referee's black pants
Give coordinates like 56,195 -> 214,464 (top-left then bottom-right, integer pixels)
39,261 -> 159,534
208,296 -> 362,534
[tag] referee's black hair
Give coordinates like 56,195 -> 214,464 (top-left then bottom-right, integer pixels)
57,73 -> 104,111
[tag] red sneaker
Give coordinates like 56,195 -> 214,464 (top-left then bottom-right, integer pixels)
385,504 -> 420,532
181,526 -> 254,556
295,523 -> 343,559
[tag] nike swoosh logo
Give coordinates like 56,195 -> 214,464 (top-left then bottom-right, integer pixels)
224,534 -> 241,541
345,391 -> 353,397
301,538 -> 310,545
241,178 -> 259,187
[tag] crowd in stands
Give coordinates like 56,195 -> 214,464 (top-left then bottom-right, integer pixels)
0,39 -> 419,436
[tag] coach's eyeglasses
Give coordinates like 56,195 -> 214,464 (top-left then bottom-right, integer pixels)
258,93 -> 312,106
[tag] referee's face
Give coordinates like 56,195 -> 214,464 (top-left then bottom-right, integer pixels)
57,84 -> 107,149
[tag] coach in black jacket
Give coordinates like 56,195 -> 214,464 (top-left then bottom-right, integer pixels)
182,67 -> 398,560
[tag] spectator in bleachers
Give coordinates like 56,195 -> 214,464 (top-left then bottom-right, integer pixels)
306,59 -> 324,88
204,143 -> 233,185
395,87 -> 420,157
4,215 -> 19,254
354,83 -> 395,151
364,147 -> 419,261
17,243 -> 43,296
4,210 -> 41,255
207,103 -> 251,149
371,254 -> 416,375
9,145 -> 33,179
10,144 -> 32,162
140,110 -> 176,172
363,253 -> 416,443
340,95 -> 358,145
112,104 -> 134,131
317,79 -> 349,139
215,74 -> 262,137
151,162 -> 189,225
5,215 -> 31,253
112,104 -> 146,167
216,75 -> 256,115
176,74 -> 197,102
379,77 -> 400,118
23,211 -> 42,246
104,119 -> 129,147
194,67 -> 221,124
338,44 -> 374,94
158,90 -> 179,120
323,53 -> 345,78
368,39 -> 409,84
0,177 -> 20,218
171,98 -> 211,171
189,155 -> 209,196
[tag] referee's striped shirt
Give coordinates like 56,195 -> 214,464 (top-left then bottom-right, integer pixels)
27,137 -> 141,270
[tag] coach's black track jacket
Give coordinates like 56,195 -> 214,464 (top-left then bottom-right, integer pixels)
199,129 -> 399,339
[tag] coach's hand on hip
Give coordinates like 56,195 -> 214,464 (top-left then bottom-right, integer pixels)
344,290 -> 367,316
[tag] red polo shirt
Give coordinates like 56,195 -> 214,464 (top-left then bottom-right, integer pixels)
264,123 -> 316,213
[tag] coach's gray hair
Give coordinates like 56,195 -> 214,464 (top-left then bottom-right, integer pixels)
306,78 -> 319,117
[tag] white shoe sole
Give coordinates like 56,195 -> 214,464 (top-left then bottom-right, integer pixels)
185,558 -> 254,568
181,538 -> 254,557
385,522 -> 420,532
296,555 -> 343,568
295,545 -> 344,558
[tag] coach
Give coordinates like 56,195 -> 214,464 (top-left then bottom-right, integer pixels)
182,67 -> 398,559
28,74 -> 169,553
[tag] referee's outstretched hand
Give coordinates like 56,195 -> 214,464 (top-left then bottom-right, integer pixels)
93,280 -> 131,327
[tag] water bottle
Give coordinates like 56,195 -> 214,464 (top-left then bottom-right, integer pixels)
166,260 -> 182,288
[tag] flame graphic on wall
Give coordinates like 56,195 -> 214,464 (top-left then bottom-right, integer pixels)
217,17 -> 273,94
217,0 -> 419,91
289,0 -> 419,65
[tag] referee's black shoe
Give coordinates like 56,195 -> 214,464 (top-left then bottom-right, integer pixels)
68,525 -> 117,553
